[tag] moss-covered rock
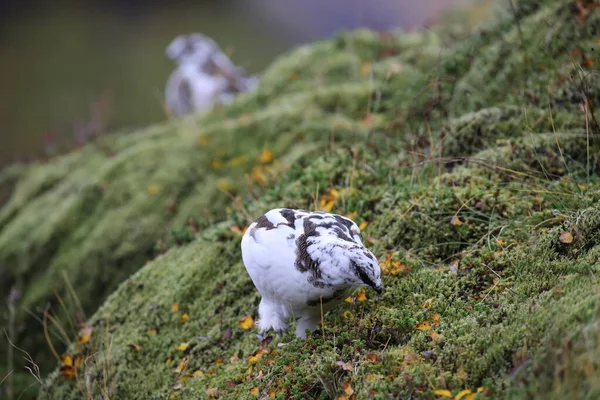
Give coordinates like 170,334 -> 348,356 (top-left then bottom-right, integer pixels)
1,0 -> 599,398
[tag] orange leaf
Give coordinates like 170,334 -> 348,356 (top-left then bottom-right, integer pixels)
559,232 -> 573,244
60,365 -> 76,380
428,331 -> 441,340
430,314 -> 440,325
366,353 -> 381,362
415,321 -> 432,331
239,315 -> 255,330
128,343 -> 143,351
258,150 -> 274,164
356,289 -> 367,302
250,386 -> 260,397
171,303 -> 179,313
343,381 -> 354,395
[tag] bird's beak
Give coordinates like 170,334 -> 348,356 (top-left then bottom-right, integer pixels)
372,285 -> 383,295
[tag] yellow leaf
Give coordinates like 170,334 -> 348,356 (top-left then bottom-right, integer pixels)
319,189 -> 340,212
176,343 -> 189,351
343,381 -> 354,395
421,298 -> 433,309
359,221 -> 369,230
251,166 -> 267,186
147,184 -> 160,195
455,389 -> 473,399
165,357 -> 173,365
180,313 -> 189,324
211,160 -> 222,170
496,239 -> 507,246
450,215 -> 463,226
76,324 -> 93,344
268,389 -> 276,398
216,178 -> 236,194
192,370 -> 204,377
345,211 -> 357,221
430,314 -> 440,325
239,315 -> 255,330
366,373 -> 379,382
229,155 -> 250,167
258,149 -> 274,164
389,260 -> 410,275
250,386 -> 260,397
147,329 -> 158,336
61,355 -> 73,367
171,303 -> 179,313
246,354 -> 263,363
230,225 -> 248,236
343,310 -> 354,319
464,394 -> 476,400
360,62 -> 372,76
559,232 -> 573,244
434,389 -> 452,397
344,296 -> 354,304
73,356 -> 83,369
356,289 -> 367,302
175,357 -> 189,374
199,136 -> 209,146
415,321 -> 432,331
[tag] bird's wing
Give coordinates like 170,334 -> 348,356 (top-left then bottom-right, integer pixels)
241,218 -> 297,272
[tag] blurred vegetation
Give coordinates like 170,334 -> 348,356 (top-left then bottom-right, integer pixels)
1,0 -> 600,398
0,0 -> 291,168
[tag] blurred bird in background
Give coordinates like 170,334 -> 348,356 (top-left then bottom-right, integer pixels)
164,33 -> 258,117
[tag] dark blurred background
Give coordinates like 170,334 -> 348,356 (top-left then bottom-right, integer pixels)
0,0 -> 474,169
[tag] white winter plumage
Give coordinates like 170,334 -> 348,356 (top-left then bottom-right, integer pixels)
164,33 -> 258,117
241,208 -> 382,338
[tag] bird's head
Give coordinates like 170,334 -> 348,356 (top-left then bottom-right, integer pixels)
345,246 -> 383,294
165,33 -> 219,65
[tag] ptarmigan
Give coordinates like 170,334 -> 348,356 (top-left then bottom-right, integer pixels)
241,208 -> 382,338
164,33 -> 258,116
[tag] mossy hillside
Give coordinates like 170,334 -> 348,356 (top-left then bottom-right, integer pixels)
0,0 -> 598,397
0,26 -> 435,380
41,133 -> 600,399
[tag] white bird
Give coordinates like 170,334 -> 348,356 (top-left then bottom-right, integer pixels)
241,208 -> 382,338
164,33 -> 258,117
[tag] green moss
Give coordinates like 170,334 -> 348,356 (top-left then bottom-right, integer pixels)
1,0 -> 599,398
